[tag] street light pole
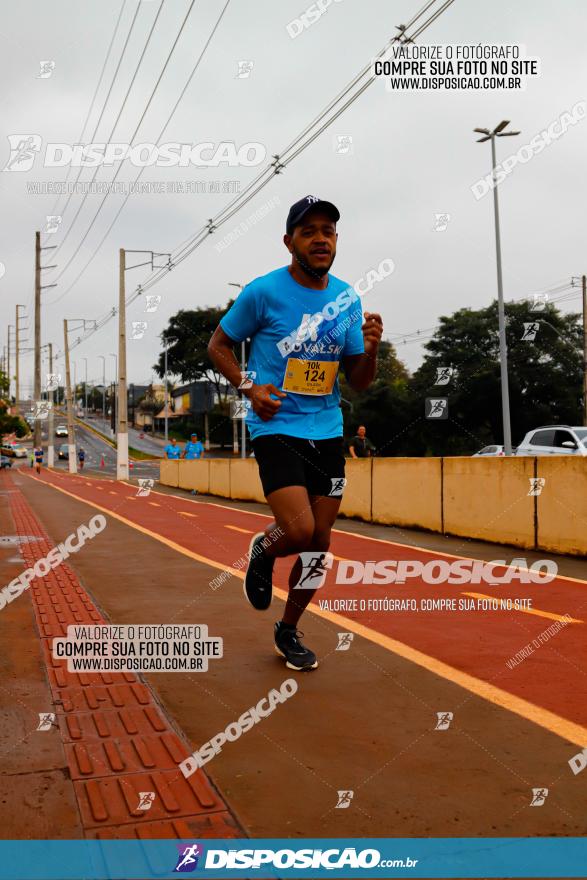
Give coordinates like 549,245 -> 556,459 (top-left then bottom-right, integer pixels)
82,356 -> 88,418
98,355 -> 106,429
164,337 -> 169,444
110,353 -> 117,437
474,120 -> 520,456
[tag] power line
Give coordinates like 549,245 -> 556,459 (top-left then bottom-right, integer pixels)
54,0 -> 457,355
49,0 -> 129,216
50,0 -> 165,264
51,0 -> 197,282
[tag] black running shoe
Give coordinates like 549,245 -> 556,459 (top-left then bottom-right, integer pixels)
243,532 -> 274,610
274,621 -> 318,670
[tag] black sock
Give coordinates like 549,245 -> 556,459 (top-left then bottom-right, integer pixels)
279,620 -> 296,630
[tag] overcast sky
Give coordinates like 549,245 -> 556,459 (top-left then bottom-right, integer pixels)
1,0 -> 586,396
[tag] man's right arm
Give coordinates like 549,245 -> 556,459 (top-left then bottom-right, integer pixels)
207,327 -> 286,422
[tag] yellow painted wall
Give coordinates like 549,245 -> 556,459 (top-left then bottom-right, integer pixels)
443,456 -> 535,548
208,460 -> 231,498
229,459 -> 265,502
157,455 -> 587,557
178,460 -> 209,493
536,457 -> 587,555
372,458 -> 442,532
339,459 -> 372,520
159,459 -> 178,488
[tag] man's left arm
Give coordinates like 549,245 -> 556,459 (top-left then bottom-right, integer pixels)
343,312 -> 383,391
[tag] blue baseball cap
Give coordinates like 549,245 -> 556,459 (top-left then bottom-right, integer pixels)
286,195 -> 340,234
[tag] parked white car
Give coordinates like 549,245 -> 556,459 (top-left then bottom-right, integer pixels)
472,445 -> 505,457
515,425 -> 587,456
55,424 -> 68,437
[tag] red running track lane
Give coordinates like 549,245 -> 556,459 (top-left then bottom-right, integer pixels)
24,469 -> 587,728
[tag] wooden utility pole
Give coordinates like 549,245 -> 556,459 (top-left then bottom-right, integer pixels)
34,231 -> 41,447
117,248 -> 129,480
63,320 -> 77,474
15,304 -> 26,416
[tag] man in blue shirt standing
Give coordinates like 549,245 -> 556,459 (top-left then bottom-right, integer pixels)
208,196 -> 383,671
183,434 -> 205,460
164,438 -> 182,459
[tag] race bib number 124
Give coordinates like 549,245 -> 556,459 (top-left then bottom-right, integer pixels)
282,359 -> 339,395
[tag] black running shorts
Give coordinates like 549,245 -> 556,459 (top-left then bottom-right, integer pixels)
251,434 -> 346,498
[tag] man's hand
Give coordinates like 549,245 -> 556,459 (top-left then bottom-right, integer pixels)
362,312 -> 383,354
245,383 -> 287,422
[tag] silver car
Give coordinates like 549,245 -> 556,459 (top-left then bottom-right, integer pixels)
515,425 -> 587,456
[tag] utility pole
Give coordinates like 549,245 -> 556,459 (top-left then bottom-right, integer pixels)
474,122 -> 520,456
6,326 -> 12,405
34,232 -> 41,447
583,274 -> 587,425
47,343 -> 55,467
98,355 -> 106,428
117,249 -> 129,480
15,304 -> 26,416
63,320 -> 77,474
83,356 -> 88,417
164,337 -> 169,444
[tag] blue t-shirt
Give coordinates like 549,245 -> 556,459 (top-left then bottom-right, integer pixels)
165,443 -> 181,459
184,440 -> 204,460
220,266 -> 364,440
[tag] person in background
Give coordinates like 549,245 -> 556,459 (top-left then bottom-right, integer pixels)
164,437 -> 182,459
78,447 -> 86,470
183,433 -> 205,460
34,446 -> 43,474
349,425 -> 376,458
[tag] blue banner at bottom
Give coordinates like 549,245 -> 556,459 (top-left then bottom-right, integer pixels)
0,838 -> 585,879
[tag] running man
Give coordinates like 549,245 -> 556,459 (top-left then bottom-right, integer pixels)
182,433 -> 205,460
164,437 -> 181,459
34,446 -> 43,475
208,196 -> 383,670
78,447 -> 86,470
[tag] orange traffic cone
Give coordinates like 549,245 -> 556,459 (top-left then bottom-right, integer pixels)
129,460 -> 134,470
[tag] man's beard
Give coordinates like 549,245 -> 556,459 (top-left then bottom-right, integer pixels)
292,246 -> 335,279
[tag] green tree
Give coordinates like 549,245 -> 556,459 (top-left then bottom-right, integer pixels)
153,305 -> 238,405
408,300 -> 583,455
